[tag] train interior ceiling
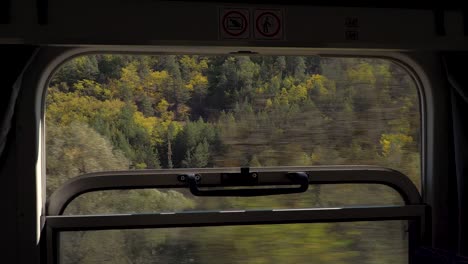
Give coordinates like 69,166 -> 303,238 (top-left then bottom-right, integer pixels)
1,1 -> 468,264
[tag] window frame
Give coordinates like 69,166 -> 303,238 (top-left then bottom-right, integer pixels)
45,166 -> 428,264
15,46 -> 448,264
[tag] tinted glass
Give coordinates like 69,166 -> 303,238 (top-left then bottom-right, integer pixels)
60,221 -> 408,264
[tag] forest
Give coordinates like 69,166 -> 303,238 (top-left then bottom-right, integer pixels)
46,54 -> 420,264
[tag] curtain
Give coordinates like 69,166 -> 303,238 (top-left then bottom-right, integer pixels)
444,52 -> 468,257
0,45 -> 38,163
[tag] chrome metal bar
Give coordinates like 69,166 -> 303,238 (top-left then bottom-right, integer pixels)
47,205 -> 427,231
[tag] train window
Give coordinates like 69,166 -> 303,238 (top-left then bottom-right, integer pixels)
45,54 -> 423,264
46,55 -> 421,195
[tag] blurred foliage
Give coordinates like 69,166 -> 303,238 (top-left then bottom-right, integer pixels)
47,55 -> 419,264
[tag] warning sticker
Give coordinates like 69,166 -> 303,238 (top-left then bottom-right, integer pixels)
254,9 -> 283,40
219,8 -> 250,39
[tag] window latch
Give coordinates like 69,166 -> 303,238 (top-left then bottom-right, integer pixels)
179,168 -> 309,197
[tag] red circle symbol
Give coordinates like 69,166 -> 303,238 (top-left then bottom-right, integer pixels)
256,12 -> 281,37
222,11 -> 248,37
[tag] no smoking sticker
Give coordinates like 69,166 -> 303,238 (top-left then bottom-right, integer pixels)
254,9 -> 283,40
218,7 -> 285,40
219,8 -> 250,39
